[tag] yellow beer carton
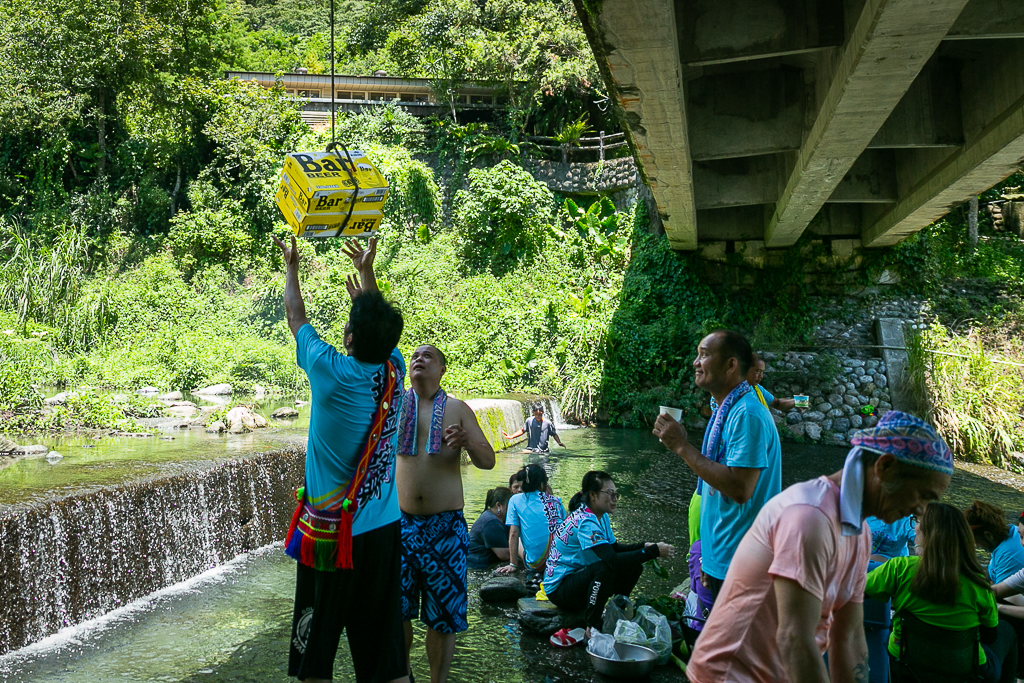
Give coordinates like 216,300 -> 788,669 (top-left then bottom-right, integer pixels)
276,181 -> 384,238
280,162 -> 389,215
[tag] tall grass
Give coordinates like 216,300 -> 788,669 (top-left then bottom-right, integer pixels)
907,323 -> 1024,467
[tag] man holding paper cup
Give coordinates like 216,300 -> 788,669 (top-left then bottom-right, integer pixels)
652,330 -> 782,602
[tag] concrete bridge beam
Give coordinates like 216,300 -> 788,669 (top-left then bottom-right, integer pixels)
764,0 -> 972,248
863,42 -> 1024,246
594,0 -> 697,249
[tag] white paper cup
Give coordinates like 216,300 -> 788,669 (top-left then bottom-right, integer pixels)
659,406 -> 683,421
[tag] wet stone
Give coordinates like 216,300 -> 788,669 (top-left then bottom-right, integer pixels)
787,412 -> 803,425
834,418 -> 851,433
517,597 -> 585,634
480,577 -> 532,603
815,403 -> 833,414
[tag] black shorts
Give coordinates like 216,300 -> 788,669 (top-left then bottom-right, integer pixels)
288,520 -> 406,682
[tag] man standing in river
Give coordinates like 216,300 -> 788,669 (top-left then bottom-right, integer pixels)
273,234 -> 410,683
397,344 -> 495,683
502,402 -> 566,453
653,330 -> 782,601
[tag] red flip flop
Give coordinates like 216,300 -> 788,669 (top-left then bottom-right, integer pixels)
549,627 -> 586,647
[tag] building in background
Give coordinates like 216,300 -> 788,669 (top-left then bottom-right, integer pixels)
225,71 -> 504,126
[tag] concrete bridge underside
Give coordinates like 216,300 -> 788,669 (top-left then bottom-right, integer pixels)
574,0 -> 1024,250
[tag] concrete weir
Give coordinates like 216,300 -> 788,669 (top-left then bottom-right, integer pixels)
0,448 -> 305,656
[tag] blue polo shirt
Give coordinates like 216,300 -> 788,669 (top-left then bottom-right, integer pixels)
543,507 -> 616,593
296,323 -> 405,536
989,525 -> 1024,584
506,491 -> 566,567
700,390 -> 782,580
867,515 -> 916,559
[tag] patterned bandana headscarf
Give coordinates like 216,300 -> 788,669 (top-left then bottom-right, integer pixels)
839,410 -> 952,536
696,381 -> 752,495
850,410 -> 953,475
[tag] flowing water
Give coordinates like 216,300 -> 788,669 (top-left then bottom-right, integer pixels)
2,426 -> 1022,682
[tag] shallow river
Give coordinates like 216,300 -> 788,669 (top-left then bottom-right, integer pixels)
1,427 -> 1021,682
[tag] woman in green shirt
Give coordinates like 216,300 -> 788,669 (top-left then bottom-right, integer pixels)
865,503 -> 1017,683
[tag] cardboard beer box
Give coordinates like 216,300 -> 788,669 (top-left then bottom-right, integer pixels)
280,163 -> 389,215
276,181 -> 384,238
283,150 -> 389,202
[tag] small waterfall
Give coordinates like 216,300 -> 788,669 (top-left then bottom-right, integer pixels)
0,447 -> 304,656
465,399 -> 528,452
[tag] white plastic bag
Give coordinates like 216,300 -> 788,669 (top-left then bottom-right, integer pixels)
587,632 -> 619,660
613,618 -> 649,648
635,605 -> 673,665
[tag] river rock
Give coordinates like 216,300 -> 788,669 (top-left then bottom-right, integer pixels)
206,421 -> 226,434
253,385 -> 266,399
480,577 -> 533,602
44,392 -> 68,406
789,424 -> 806,438
226,406 -> 265,433
138,387 -> 159,395
0,437 -> 17,454
272,407 -> 299,419
159,391 -> 183,401
843,395 -> 860,407
517,597 -> 584,634
195,383 -> 233,396
833,417 -> 851,433
827,394 -> 843,406
295,400 -> 308,407
15,444 -> 47,455
804,411 -> 825,422
166,403 -> 198,417
786,412 -> 802,425
875,374 -> 888,387
815,402 -> 833,413
804,423 -> 823,441
864,416 -> 879,428
45,451 -> 63,463
850,414 -> 864,429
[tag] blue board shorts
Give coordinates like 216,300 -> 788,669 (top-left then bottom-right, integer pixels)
400,509 -> 469,634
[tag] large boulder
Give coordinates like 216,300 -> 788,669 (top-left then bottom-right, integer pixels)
517,597 -> 585,635
272,406 -> 299,419
14,444 -> 47,455
226,406 -> 257,433
44,392 -> 69,406
205,421 -> 227,434
195,384 -> 233,396
804,423 -> 823,441
479,577 -> 532,603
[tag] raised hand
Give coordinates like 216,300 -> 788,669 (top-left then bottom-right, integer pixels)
345,273 -> 363,301
272,234 -> 301,269
652,413 -> 689,453
341,236 -> 377,273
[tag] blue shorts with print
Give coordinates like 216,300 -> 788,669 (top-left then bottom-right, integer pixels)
400,510 -> 469,634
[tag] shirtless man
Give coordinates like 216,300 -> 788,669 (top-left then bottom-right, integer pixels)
397,344 -> 495,683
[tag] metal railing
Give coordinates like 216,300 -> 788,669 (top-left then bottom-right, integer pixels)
525,131 -> 628,162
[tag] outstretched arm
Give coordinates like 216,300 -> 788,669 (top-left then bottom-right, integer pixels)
772,397 -> 798,411
341,237 -> 379,298
444,400 -> 495,469
273,235 -> 309,337
502,426 -> 527,439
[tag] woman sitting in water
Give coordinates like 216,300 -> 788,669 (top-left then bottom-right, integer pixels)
542,471 -> 675,635
865,503 -> 1017,683
508,471 -> 522,495
496,465 -> 565,577
467,487 -> 512,569
965,501 -> 1024,584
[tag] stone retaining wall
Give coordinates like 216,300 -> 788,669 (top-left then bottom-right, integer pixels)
519,156 -> 637,194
